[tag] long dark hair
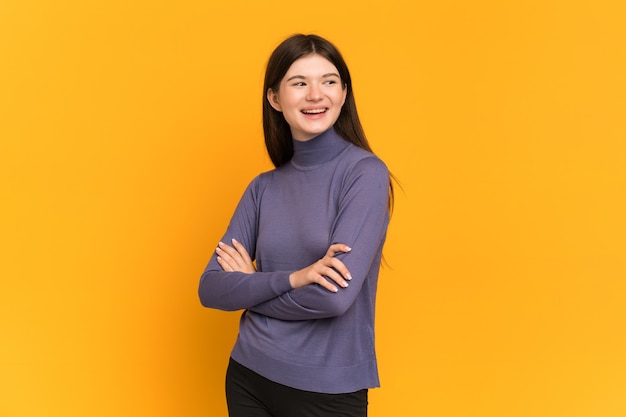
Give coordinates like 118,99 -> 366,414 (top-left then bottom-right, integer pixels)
262,34 -> 395,210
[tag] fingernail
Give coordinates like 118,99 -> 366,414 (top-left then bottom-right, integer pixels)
347,247 -> 352,251
343,282 -> 349,288
216,247 -> 222,253
332,286 -> 339,293
218,241 -> 224,247
232,238 -> 238,244
346,273 -> 352,280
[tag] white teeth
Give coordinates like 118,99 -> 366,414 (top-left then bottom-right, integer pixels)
302,108 -> 326,114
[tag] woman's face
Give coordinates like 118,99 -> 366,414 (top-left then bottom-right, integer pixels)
267,54 -> 347,142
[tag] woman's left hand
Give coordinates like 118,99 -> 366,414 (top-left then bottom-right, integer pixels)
216,239 -> 256,273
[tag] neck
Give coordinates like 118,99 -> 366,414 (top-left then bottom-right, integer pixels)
290,128 -> 349,170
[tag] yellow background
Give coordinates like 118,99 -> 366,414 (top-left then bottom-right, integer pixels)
1,0 -> 625,416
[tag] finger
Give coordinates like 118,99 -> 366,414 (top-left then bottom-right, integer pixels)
216,255 -> 234,272
313,274 -> 339,293
325,243 -> 352,258
216,244 -> 240,269
218,242 -> 245,267
327,257 -> 352,281
231,239 -> 252,263
322,267 -> 349,288
317,257 -> 352,282
314,261 -> 349,289
218,241 -> 237,257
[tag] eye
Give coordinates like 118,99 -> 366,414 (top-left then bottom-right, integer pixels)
292,82 -> 306,87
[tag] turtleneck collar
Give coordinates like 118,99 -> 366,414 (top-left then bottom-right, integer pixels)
290,128 -> 350,171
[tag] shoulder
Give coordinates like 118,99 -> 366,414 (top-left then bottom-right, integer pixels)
335,145 -> 389,201
343,144 -> 389,179
243,165 -> 287,197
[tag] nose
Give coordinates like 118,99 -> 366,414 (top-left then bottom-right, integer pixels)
306,83 -> 322,101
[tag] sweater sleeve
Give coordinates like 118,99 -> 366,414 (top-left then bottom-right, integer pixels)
248,156 -> 390,320
198,176 -> 293,311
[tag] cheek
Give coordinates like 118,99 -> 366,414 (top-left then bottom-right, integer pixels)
332,88 -> 347,107
281,108 -> 300,126
279,94 -> 301,112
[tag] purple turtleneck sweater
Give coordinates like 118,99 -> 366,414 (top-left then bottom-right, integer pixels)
198,128 -> 390,394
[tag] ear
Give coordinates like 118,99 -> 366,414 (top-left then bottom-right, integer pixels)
267,88 -> 282,112
341,84 -> 347,107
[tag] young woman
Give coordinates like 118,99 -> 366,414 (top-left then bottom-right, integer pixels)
198,34 -> 393,417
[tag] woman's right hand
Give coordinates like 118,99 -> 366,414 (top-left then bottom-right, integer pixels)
289,244 -> 353,293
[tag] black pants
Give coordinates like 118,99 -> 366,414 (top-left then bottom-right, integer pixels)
225,358 -> 368,417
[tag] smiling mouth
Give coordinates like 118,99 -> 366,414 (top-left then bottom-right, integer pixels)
301,108 -> 327,114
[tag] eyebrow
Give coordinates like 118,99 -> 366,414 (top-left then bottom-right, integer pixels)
285,73 -> 341,82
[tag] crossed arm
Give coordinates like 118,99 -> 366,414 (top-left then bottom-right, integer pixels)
201,156 -> 390,318
216,238 -> 352,293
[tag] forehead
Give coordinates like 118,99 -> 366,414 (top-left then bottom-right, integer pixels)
283,54 -> 340,78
